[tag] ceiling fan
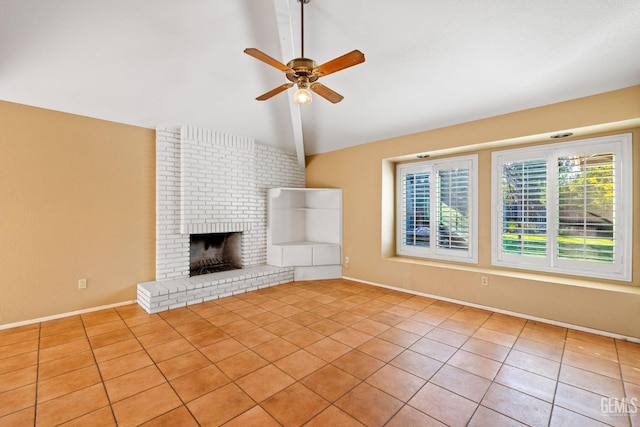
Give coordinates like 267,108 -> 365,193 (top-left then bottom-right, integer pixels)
244,0 -> 365,105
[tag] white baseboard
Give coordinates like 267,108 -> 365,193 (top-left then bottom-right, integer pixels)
343,276 -> 640,344
294,265 -> 343,281
4,277 -> 638,344
0,300 -> 137,331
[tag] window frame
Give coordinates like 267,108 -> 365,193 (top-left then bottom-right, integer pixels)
396,155 -> 478,263
491,133 -> 633,281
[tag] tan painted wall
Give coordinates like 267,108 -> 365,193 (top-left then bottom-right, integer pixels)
0,101 -> 155,326
2,87 -> 638,336
306,86 -> 640,338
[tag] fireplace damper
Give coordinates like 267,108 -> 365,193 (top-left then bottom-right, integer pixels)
189,232 -> 241,276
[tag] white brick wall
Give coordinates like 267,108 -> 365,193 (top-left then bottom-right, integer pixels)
180,125 -> 257,234
156,127 -> 188,280
155,125 -> 305,281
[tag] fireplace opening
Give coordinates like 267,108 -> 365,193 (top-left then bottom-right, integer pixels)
189,232 -> 242,276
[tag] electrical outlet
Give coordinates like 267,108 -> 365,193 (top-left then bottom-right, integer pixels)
481,276 -> 488,286
78,278 -> 87,289
345,256 -> 350,264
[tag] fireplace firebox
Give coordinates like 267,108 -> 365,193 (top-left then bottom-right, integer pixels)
189,232 -> 241,277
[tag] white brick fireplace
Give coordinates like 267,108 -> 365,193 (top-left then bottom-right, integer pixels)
137,125 -> 305,313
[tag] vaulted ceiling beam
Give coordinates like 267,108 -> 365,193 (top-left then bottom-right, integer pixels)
273,0 -> 306,170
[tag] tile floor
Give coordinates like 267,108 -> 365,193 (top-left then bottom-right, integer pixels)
0,279 -> 639,426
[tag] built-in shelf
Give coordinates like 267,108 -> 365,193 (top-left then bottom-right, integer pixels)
267,188 -> 342,280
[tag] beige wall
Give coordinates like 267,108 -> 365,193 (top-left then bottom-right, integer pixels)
2,87 -> 638,337
306,86 -> 640,338
0,101 -> 155,326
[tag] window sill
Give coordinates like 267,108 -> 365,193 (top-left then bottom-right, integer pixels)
385,256 -> 640,294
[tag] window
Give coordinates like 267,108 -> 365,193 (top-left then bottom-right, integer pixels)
491,134 -> 632,281
396,155 -> 478,263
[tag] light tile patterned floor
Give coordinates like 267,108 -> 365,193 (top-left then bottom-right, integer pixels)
0,279 -> 638,426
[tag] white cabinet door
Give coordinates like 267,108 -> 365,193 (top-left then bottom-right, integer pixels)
281,246 -> 313,266
312,245 -> 341,265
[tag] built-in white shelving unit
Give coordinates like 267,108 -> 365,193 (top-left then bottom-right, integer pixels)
267,188 -> 342,280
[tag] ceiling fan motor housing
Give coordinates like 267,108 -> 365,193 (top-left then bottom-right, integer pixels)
286,58 -> 319,83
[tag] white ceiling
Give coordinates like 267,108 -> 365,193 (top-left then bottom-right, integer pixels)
1,0 -> 639,158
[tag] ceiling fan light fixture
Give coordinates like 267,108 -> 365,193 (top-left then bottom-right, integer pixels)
294,86 -> 312,105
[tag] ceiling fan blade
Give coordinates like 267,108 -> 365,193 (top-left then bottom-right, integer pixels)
256,83 -> 294,101
244,48 -> 295,73
313,50 -> 365,77
310,82 -> 344,103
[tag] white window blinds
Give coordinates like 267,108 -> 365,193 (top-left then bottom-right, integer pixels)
401,170 -> 430,248
397,155 -> 477,263
557,152 -> 615,263
492,134 -> 632,281
500,159 -> 547,257
437,168 -> 470,250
